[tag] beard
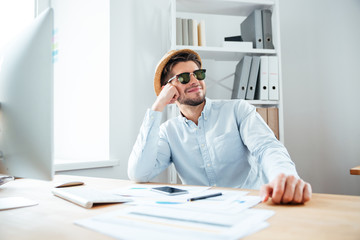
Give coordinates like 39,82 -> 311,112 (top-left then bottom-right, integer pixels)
178,93 -> 206,106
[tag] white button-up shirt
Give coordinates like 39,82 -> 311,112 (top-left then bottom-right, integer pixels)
128,98 -> 298,189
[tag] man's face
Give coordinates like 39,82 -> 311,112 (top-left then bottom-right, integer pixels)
170,61 -> 206,106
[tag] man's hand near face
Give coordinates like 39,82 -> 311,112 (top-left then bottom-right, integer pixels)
260,173 -> 312,204
152,83 -> 179,112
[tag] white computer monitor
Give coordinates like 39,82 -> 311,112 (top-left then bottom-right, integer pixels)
0,8 -> 54,180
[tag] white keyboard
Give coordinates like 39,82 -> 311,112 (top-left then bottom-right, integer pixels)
52,187 -> 132,209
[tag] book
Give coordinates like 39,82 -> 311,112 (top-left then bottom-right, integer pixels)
261,9 -> 274,49
182,18 -> 189,45
241,9 -> 263,49
198,20 -> 206,46
246,56 -> 261,100
231,56 -> 252,99
255,56 -> 269,100
188,19 -> 198,46
256,107 -> 268,123
267,107 -> 279,139
176,18 -> 183,45
268,56 -> 279,100
256,107 -> 279,140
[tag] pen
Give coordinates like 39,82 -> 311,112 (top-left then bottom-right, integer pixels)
187,192 -> 222,202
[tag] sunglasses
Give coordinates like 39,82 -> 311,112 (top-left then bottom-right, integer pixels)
167,69 -> 206,84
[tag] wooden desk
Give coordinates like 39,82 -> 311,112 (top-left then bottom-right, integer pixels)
350,165 -> 360,175
0,175 -> 359,240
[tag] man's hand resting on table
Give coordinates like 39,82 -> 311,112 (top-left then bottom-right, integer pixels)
260,173 -> 312,204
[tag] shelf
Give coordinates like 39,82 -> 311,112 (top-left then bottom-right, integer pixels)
172,0 -> 284,142
177,0 -> 274,16
246,100 -> 279,106
175,45 -> 276,61
212,99 -> 279,105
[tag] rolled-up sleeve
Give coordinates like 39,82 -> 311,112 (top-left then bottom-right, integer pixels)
127,109 -> 171,182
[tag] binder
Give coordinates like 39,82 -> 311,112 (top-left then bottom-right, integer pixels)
267,107 -> 279,139
241,9 -> 263,49
231,56 -> 252,99
176,18 -> 183,45
182,18 -> 189,45
268,56 -> 279,100
255,56 -> 269,100
246,56 -> 260,100
261,9 -> 274,49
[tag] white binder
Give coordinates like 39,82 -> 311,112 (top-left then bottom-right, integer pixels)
268,56 -> 279,100
256,56 -> 269,100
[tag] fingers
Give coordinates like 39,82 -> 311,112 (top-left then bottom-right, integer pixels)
271,173 -> 286,204
281,175 -> 298,204
163,84 -> 179,101
303,182 -> 312,202
293,179 -> 305,203
168,87 -> 180,104
262,174 -> 312,205
260,184 -> 272,203
152,84 -> 179,112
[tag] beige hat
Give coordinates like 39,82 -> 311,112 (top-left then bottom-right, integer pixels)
153,49 -> 202,96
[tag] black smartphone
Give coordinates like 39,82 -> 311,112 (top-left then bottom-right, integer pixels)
151,186 -> 188,196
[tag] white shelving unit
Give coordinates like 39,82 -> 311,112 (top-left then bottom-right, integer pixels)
167,0 -> 284,183
169,0 -> 284,141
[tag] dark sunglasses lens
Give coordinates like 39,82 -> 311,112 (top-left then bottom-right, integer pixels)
178,73 -> 191,84
194,69 -> 206,80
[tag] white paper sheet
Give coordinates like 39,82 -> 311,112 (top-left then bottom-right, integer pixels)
75,205 -> 274,240
0,197 -> 38,210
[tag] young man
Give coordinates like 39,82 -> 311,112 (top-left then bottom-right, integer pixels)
128,49 -> 312,204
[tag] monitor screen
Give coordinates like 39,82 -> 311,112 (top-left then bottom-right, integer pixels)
0,8 -> 54,180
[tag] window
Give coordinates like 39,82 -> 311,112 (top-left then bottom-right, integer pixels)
51,0 -> 112,171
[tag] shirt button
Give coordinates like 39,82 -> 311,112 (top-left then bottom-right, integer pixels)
207,163 -> 211,167
201,144 -> 205,148
204,117 -> 207,120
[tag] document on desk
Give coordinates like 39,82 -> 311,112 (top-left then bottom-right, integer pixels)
112,184 -> 249,205
0,197 -> 38,210
75,204 -> 274,240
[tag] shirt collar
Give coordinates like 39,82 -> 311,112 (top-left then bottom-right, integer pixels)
178,97 -> 212,124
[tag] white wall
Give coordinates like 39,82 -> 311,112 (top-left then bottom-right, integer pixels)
279,0 -> 360,195
61,0 -> 360,195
